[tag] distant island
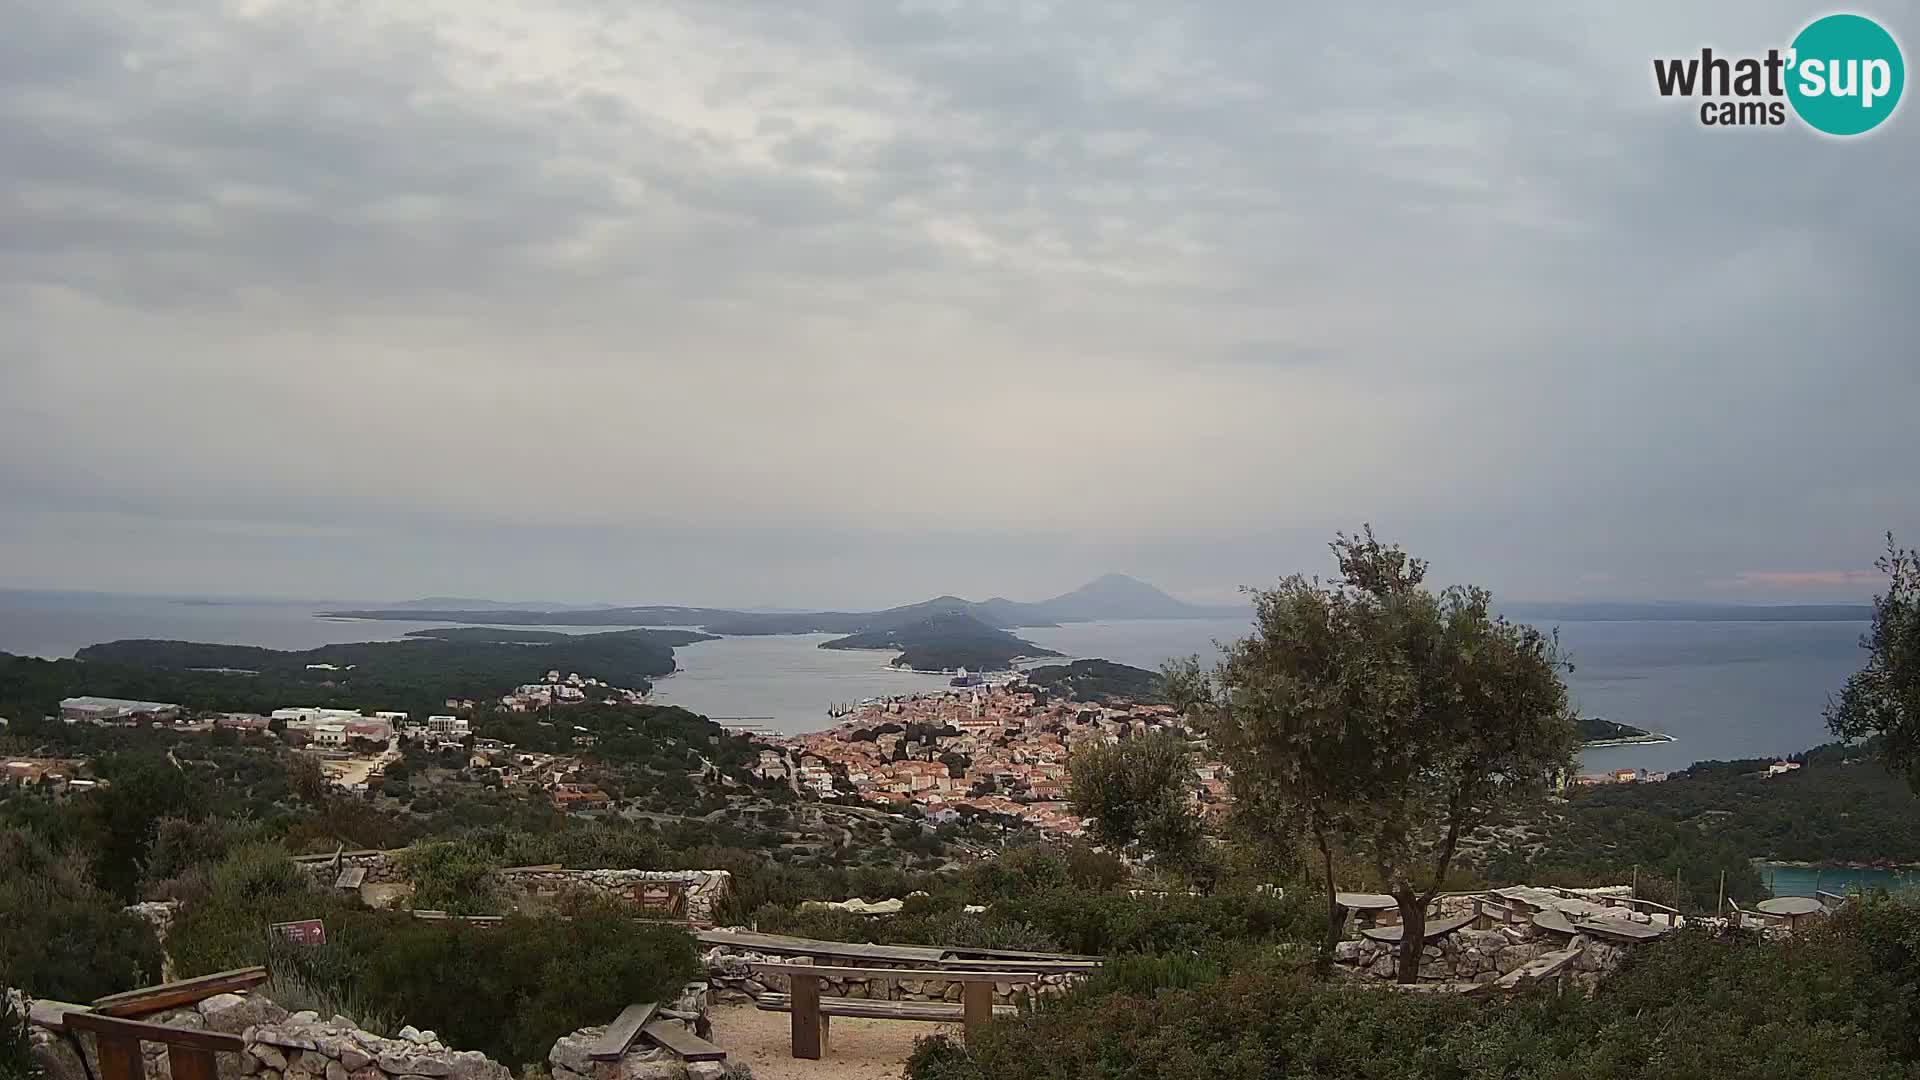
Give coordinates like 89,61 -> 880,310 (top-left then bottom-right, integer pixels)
36,627 -> 713,716
1575,715 -> 1673,746
325,573 -> 1250,633
1023,659 -> 1164,704
819,611 -> 1061,672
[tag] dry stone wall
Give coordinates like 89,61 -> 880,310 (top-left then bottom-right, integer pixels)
24,993 -> 509,1080
702,943 -> 1081,1007
499,869 -> 730,925
296,851 -> 730,924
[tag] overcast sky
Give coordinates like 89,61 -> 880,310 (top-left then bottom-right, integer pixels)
2,0 -> 1915,609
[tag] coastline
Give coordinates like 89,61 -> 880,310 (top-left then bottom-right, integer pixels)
1581,732 -> 1677,748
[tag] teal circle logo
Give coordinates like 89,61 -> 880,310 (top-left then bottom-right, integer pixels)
1787,14 -> 1905,135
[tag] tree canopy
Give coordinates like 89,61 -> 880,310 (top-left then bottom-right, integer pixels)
1175,527 -> 1579,980
1827,533 -> 1920,792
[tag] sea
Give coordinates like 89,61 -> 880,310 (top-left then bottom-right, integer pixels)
0,590 -> 1869,770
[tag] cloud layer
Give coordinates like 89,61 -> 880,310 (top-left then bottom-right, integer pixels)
3,0 -> 1915,606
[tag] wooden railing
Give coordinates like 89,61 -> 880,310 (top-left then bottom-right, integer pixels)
27,966 -> 267,1080
64,1011 -> 245,1080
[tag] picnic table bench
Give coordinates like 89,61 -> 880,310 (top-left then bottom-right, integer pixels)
749,963 -> 1036,1060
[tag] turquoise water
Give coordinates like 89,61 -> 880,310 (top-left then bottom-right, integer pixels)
1758,863 -> 1920,897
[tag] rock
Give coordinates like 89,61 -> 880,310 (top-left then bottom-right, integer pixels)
337,1047 -> 373,1071
384,1055 -> 453,1078
684,1064 -> 726,1080
1333,939 -> 1369,963
398,1027 -> 424,1044
252,1046 -> 289,1072
290,1012 -> 320,1025
547,1032 -> 598,1076
326,1062 -> 348,1080
446,1050 -> 504,1080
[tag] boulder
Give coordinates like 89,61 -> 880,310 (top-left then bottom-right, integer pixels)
547,1032 -> 599,1077
200,994 -> 284,1034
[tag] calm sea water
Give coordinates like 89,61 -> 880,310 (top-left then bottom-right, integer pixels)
0,592 -> 1869,769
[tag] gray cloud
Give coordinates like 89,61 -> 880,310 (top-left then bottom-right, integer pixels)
2,0 -> 1915,607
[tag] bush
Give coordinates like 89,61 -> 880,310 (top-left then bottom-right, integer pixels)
1079,952 -> 1223,997
904,1035 -> 984,1080
0,827 -> 162,1000
350,905 -> 700,1067
910,908 -> 1920,1080
168,844 -> 350,977
399,839 -> 503,914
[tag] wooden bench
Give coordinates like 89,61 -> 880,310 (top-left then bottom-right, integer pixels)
749,963 -> 1037,1060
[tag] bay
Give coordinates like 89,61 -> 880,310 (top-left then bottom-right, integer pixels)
0,592 -> 1872,762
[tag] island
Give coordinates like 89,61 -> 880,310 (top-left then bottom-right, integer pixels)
1022,659 -> 1164,704
1576,715 -> 1674,746
818,611 -> 1061,672
37,627 -> 716,717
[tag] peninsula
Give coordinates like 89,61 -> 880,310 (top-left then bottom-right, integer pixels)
1576,715 -> 1674,746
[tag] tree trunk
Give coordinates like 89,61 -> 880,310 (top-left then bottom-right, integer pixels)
1315,826 -> 1343,973
1394,892 -> 1427,984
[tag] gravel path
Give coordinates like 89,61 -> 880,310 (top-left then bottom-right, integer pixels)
706,1002 -> 954,1080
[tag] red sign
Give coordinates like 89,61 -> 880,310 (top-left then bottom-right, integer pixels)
270,919 -> 327,946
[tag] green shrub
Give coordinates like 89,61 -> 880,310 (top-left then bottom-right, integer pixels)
0,828 -> 162,1000
904,1035 -> 984,1080
351,906 -> 699,1068
168,844 -> 351,977
911,910 -> 1920,1080
399,839 -> 503,914
1079,952 -> 1223,997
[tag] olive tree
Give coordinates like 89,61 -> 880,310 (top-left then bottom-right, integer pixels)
1066,734 -> 1206,876
1176,528 -> 1578,982
1827,534 -> 1920,791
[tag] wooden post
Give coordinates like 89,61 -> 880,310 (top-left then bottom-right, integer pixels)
961,981 -> 994,1042
1631,865 -> 1638,896
94,1034 -> 144,1080
167,1046 -> 219,1080
789,972 -> 824,1060
1717,870 -> 1726,920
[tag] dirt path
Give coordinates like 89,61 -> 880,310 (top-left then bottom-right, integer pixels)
706,1002 -> 953,1080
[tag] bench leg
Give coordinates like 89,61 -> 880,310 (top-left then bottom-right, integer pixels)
791,974 -> 824,1060
962,982 -> 993,1043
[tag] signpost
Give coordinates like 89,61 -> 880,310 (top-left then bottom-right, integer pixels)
269,919 -> 327,946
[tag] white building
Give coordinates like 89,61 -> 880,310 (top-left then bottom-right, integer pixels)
310,723 -> 350,748
272,707 -> 363,727
427,715 -> 470,736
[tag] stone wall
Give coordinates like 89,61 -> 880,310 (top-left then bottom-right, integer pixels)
498,869 -> 731,926
701,944 -> 1082,1007
25,993 -> 509,1080
296,851 -> 731,925
546,982 -> 730,1080
1334,927 -> 1633,988
295,850 -> 407,886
